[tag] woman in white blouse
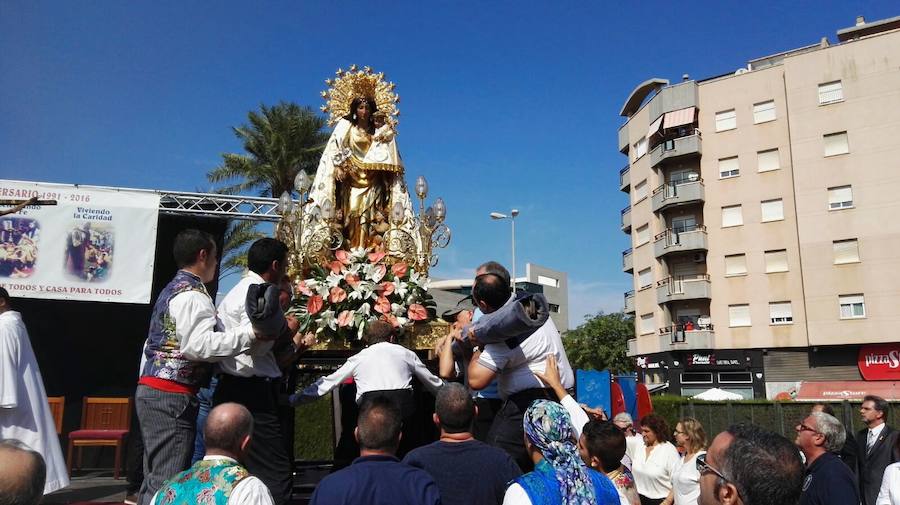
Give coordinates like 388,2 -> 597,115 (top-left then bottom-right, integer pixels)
627,414 -> 680,505
663,418 -> 707,505
878,460 -> 900,504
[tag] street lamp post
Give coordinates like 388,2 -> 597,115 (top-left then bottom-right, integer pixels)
490,209 -> 519,290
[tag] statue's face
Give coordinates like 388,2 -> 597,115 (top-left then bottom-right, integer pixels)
356,101 -> 370,122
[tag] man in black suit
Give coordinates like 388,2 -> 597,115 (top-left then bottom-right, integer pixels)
857,395 -> 898,505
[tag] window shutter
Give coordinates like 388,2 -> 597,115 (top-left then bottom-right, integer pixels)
728,304 -> 751,327
725,254 -> 747,275
828,186 -> 853,208
640,313 -> 655,334
718,157 -> 740,178
753,100 -> 776,123
638,268 -> 652,289
824,132 -> 849,156
769,302 -> 793,323
818,81 -> 843,104
761,199 -> 784,222
765,250 -> 788,272
636,224 -> 649,245
634,180 -> 648,202
715,109 -> 736,132
833,239 -> 860,264
722,205 -> 743,227
758,149 -> 780,172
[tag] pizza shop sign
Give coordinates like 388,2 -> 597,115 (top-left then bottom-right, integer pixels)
858,344 -> 900,380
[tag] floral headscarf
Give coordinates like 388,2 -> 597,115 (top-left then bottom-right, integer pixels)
523,400 -> 596,504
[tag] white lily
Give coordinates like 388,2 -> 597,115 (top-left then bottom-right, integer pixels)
393,279 -> 408,298
325,272 -> 343,288
318,309 -> 336,331
391,303 -> 403,316
350,247 -> 368,261
356,302 -> 371,316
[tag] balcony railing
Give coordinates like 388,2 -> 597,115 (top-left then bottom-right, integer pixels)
624,290 -> 635,313
660,322 -> 715,345
622,248 -> 633,272
651,178 -> 705,213
619,165 -> 631,192
653,225 -> 708,258
621,205 -> 632,232
650,132 -> 702,167
656,274 -> 711,304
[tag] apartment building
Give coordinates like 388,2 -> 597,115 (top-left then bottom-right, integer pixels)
617,15 -> 900,399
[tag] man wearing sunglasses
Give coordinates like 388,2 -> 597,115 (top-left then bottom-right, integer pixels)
698,424 -> 803,505
794,412 -> 859,505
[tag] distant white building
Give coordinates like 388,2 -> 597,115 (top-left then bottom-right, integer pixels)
430,263 -> 569,332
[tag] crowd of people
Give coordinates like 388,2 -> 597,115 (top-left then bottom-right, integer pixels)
2,231 -> 900,505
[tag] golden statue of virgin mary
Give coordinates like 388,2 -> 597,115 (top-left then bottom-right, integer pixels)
307,66 -> 414,251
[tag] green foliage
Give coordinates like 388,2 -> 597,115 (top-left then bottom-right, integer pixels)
562,312 -> 634,373
294,393 -> 335,461
219,220 -> 265,280
208,101 -> 329,198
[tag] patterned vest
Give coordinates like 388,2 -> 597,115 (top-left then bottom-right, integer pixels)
515,459 -> 620,505
141,270 -> 213,387
155,458 -> 249,505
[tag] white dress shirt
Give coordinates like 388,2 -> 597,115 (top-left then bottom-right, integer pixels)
877,462 -> 900,505
868,422 -> 887,451
560,394 -> 590,439
477,317 -> 574,399
167,283 -> 255,362
298,341 -> 443,402
150,455 -> 275,505
216,271 -> 280,378
672,451 -> 704,505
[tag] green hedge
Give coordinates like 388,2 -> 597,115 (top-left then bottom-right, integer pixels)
294,393 -> 335,461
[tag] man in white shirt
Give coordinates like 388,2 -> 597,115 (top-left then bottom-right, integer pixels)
137,230 -> 275,505
0,287 -> 69,496
292,320 -> 443,458
466,271 -> 575,471
212,238 -> 311,505
151,403 -> 274,505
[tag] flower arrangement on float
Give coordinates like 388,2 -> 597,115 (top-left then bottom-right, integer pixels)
287,247 -> 435,343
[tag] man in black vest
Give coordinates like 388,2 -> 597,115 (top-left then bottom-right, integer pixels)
857,395 -> 898,505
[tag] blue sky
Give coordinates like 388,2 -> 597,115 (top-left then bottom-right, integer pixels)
2,1 -> 897,328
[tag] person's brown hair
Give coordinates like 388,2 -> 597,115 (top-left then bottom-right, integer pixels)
640,414 -> 672,443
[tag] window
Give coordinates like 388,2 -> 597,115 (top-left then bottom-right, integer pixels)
636,224 -> 650,246
769,302 -> 793,324
640,313 -> 655,334
828,185 -> 853,210
764,249 -> 788,273
718,372 -> 753,384
818,81 -> 843,105
839,294 -> 865,319
548,303 -> 560,313
753,100 -> 776,124
681,372 -> 713,384
634,136 -> 648,159
718,156 -> 740,179
715,109 -> 736,132
638,267 -> 652,289
669,169 -> 699,185
537,275 -> 559,288
725,254 -> 747,276
758,149 -> 780,172
761,199 -> 784,222
721,205 -> 743,228
824,131 -> 849,157
833,239 -> 860,264
728,304 -> 751,327
634,179 -> 648,202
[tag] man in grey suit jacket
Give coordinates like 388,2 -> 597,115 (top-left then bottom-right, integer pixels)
857,395 -> 898,505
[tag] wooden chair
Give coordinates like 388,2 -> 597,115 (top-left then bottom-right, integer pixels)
47,396 -> 65,435
66,397 -> 132,479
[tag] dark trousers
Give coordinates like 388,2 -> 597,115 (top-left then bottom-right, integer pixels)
358,389 -> 420,459
125,396 -> 144,495
213,374 -> 292,505
640,496 -> 664,505
473,397 -> 503,442
135,385 -> 198,505
487,388 -> 557,472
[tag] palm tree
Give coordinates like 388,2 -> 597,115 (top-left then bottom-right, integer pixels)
219,220 -> 266,280
208,101 -> 329,197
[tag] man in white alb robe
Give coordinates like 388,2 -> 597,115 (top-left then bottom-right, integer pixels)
0,287 -> 69,494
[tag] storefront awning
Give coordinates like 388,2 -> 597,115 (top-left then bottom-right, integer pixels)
663,107 -> 696,129
794,380 -> 900,401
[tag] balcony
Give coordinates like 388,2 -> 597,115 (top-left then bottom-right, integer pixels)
651,178 -> 705,213
653,225 -> 708,259
621,206 -> 632,232
656,274 -> 711,305
650,133 -> 701,168
660,322 -> 715,348
627,338 -> 638,356
624,290 -> 635,314
622,248 -> 633,273
619,165 -> 631,192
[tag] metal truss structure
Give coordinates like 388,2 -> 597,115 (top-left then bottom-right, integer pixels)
157,191 -> 282,222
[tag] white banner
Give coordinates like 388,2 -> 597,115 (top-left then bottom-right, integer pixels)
0,180 -> 160,304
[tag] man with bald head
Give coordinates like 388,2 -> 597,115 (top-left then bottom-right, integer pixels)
150,403 -> 274,505
0,439 -> 46,505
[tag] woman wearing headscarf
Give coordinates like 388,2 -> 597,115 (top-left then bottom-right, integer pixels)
503,400 -> 619,505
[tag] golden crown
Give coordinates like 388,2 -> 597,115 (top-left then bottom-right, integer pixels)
320,65 -> 400,128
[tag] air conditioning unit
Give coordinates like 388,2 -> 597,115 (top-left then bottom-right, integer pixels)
734,68 -> 749,75
692,252 -> 706,263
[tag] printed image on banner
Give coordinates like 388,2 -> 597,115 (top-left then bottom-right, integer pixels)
0,180 -> 160,304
